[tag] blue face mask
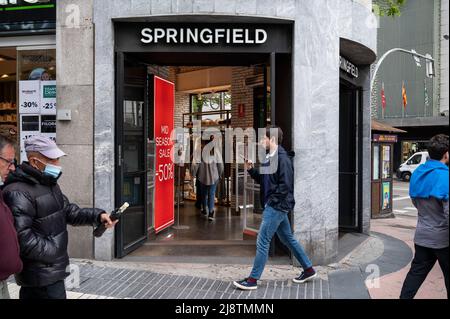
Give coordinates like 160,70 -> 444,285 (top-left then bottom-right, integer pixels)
43,163 -> 62,179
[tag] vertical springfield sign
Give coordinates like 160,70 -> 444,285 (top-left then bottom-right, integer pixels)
153,76 -> 175,233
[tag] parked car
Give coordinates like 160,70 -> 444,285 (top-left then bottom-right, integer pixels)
396,151 -> 429,181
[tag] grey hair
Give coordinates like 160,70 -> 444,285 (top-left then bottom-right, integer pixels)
0,135 -> 15,154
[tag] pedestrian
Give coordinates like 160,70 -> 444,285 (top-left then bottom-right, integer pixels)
2,135 -> 118,299
233,126 -> 316,290
400,134 -> 449,299
0,136 -> 22,299
192,135 -> 223,221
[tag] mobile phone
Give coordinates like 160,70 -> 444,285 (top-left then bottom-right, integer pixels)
238,154 -> 248,162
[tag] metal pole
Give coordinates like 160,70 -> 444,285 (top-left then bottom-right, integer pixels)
172,162 -> 189,230
371,48 -> 435,93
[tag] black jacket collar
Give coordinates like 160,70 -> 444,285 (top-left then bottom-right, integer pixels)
6,162 -> 58,187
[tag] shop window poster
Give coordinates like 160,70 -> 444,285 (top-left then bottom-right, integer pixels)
382,182 -> 391,210
382,145 -> 391,179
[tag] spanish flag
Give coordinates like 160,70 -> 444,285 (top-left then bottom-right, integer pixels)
402,81 -> 408,109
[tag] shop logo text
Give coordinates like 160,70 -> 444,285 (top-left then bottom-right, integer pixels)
141,27 -> 268,45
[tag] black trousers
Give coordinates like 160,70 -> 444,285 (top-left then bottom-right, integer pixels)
19,280 -> 67,300
400,244 -> 449,299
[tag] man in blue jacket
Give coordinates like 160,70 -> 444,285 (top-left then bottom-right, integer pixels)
400,134 -> 449,299
234,126 -> 316,290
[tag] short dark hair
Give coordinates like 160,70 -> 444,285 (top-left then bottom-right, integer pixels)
265,126 -> 283,145
428,134 -> 449,160
0,135 -> 14,154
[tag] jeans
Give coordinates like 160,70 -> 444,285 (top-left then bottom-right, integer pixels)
250,205 -> 313,280
19,280 -> 67,299
0,280 -> 10,299
195,179 -> 203,209
400,244 -> 449,299
201,182 -> 217,214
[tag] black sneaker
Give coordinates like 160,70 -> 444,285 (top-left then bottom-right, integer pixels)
293,270 -> 317,284
208,211 -> 215,221
233,278 -> 257,290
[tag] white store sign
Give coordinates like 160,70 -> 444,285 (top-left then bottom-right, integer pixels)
40,80 -> 57,115
19,80 -> 41,114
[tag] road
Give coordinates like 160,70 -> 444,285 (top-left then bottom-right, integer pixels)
393,180 -> 417,217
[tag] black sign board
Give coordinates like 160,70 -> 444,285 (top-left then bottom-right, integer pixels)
115,22 -> 292,54
0,0 -> 56,35
40,115 -> 56,133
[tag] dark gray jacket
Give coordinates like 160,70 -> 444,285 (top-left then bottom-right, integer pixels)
413,197 -> 449,249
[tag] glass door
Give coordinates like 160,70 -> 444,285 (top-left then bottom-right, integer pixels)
115,53 -> 148,258
339,82 -> 361,231
380,144 -> 393,214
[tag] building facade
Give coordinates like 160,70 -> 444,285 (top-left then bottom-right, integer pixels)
374,0 -> 449,171
54,0 -> 377,265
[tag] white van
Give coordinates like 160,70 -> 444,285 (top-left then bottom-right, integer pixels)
396,151 -> 430,181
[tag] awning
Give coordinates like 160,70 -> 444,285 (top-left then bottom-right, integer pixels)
372,119 -> 407,133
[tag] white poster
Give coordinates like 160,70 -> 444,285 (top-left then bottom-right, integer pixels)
40,80 -> 57,115
19,81 -> 41,114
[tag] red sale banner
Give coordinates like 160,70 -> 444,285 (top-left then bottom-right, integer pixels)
153,76 -> 175,233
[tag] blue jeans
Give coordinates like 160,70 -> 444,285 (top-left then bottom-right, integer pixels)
201,182 -> 217,213
249,205 -> 313,280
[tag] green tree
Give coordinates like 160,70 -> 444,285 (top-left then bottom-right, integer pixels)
373,0 -> 406,17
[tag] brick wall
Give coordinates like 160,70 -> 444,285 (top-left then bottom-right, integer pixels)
230,67 -> 256,210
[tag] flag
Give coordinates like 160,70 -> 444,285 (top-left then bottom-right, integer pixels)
402,81 -> 408,109
381,82 -> 386,110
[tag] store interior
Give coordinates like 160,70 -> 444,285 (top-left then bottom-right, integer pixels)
0,48 -> 18,143
0,47 -> 56,159
119,57 -> 282,258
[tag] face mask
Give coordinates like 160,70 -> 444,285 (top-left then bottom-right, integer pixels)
43,163 -> 62,179
32,158 -> 62,180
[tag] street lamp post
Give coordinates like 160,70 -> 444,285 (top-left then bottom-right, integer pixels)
371,48 -> 436,93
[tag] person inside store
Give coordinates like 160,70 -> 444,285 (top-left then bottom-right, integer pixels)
233,126 -> 317,290
28,68 -> 52,81
0,135 -> 22,299
191,134 -> 224,221
2,135 -> 118,299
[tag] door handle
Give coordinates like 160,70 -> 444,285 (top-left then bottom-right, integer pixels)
118,145 -> 122,167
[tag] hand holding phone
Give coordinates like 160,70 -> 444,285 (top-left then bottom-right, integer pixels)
239,154 -> 253,169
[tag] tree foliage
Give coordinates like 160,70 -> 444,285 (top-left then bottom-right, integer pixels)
373,0 -> 406,17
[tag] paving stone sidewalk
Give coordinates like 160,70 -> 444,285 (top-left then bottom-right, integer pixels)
65,263 -> 330,299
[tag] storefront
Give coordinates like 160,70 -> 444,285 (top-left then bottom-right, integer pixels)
56,0 -> 377,265
371,120 -> 406,218
0,0 -> 56,161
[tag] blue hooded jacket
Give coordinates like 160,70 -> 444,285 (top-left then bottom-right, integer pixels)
409,159 -> 449,201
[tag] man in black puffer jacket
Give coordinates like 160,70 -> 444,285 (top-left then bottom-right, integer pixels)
3,135 -> 117,299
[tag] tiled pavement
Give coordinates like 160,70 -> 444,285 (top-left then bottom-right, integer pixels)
68,264 -> 330,299
8,263 -> 329,299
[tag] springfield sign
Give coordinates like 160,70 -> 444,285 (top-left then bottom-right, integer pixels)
340,56 -> 359,78
141,27 -> 268,45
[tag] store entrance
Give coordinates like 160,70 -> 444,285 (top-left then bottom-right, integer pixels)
114,51 -> 292,259
339,80 -> 363,232
113,20 -> 293,259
